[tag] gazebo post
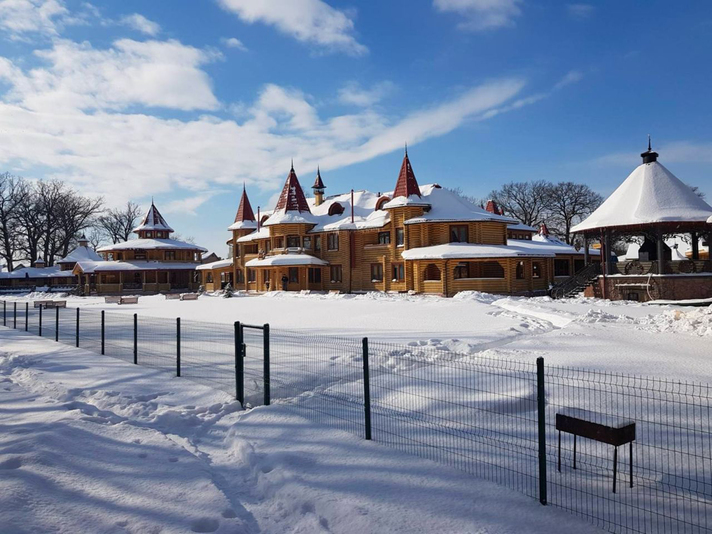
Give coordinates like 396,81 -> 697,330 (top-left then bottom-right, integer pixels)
691,231 -> 699,261
583,235 -> 590,265
656,229 -> 666,274
604,230 -> 613,275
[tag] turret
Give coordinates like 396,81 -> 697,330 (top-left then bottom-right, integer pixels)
312,167 -> 326,206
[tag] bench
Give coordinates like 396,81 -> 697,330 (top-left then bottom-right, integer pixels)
34,300 -> 53,309
180,293 -> 199,301
164,293 -> 181,300
104,296 -> 121,304
45,300 -> 66,309
119,296 -> 139,305
556,408 -> 635,493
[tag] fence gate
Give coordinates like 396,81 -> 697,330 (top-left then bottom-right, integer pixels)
236,322 -> 270,407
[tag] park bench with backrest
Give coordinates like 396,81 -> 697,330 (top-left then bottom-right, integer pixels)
164,293 -> 181,300
556,407 -> 636,493
119,296 -> 139,305
33,300 -> 53,309
180,293 -> 198,301
104,296 -> 121,304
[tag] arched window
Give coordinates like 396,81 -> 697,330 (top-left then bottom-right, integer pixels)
328,202 -> 345,216
260,215 -> 269,226
423,264 -> 441,281
375,196 -> 391,211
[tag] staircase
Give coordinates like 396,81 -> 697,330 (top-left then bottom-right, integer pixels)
550,262 -> 602,299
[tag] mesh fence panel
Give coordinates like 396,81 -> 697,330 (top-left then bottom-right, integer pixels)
57,306 -> 78,346
77,308 -> 103,353
103,310 -> 136,363
179,319 -> 235,396
137,316 -> 177,371
545,366 -> 712,534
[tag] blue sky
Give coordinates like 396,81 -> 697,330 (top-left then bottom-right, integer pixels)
0,0 -> 710,255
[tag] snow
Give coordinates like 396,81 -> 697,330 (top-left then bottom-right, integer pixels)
245,253 -> 328,267
57,245 -> 102,264
263,208 -> 318,226
0,329 -> 602,534
132,203 -> 174,233
401,242 -> 556,260
508,221 -> 537,232
236,227 -> 269,243
572,160 -> 712,232
75,261 -> 202,273
196,259 -> 233,271
97,238 -> 207,253
226,219 -> 257,231
0,265 -> 75,279
402,185 -> 517,225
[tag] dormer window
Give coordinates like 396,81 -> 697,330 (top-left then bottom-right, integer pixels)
328,203 -> 345,216
375,196 -> 391,211
146,231 -> 153,238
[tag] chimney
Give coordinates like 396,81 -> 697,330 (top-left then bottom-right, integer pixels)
351,189 -> 354,223
485,200 -> 503,215
539,223 -> 550,237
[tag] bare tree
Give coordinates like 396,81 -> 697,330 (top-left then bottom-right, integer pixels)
54,190 -> 103,261
546,182 -> 604,244
487,180 -> 552,227
446,187 -> 485,208
0,173 -> 29,271
97,202 -> 141,243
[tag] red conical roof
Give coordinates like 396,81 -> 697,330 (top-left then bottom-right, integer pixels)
274,165 -> 311,213
393,150 -> 421,198
485,200 -> 503,215
235,186 -> 256,223
312,167 -> 325,190
539,223 -> 550,236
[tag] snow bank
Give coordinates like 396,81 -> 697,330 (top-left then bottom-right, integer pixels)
639,306 -> 712,337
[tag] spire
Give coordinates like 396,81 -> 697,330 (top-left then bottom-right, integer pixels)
405,142 -> 408,156
312,166 -> 325,190
539,223 -> 550,236
234,185 -> 256,223
392,149 -> 421,199
274,165 -> 311,213
641,135 -> 659,164
485,200 -> 503,216
133,201 -> 174,234
78,233 -> 89,247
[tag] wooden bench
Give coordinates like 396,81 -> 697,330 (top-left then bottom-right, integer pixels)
119,296 -> 139,305
556,408 -> 635,493
45,300 -> 66,309
104,296 -> 121,304
180,293 -> 198,301
164,293 -> 181,300
33,300 -> 53,309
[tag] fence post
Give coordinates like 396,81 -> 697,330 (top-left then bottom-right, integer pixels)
537,356 -> 548,505
234,321 -> 244,405
38,304 -> 41,336
3,300 -> 5,326
263,324 -> 270,406
133,313 -> 138,365
75,307 -> 79,347
13,301 -> 17,329
176,317 -> 181,377
55,306 -> 59,342
101,310 -> 105,355
25,302 -> 28,331
363,337 -> 372,440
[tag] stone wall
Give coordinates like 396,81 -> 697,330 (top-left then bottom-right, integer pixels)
583,275 -> 712,302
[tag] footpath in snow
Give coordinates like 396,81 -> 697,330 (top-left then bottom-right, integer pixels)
0,327 -> 604,534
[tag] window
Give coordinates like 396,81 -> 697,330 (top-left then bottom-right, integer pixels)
289,267 -> 299,283
392,263 -> 404,282
371,263 -> 383,282
303,236 -> 312,250
135,252 -> 146,260
193,271 -> 200,283
532,262 -> 541,279
248,269 -> 256,282
328,203 -> 345,216
327,233 -> 339,251
554,259 -> 570,277
330,265 -> 342,283
423,264 -> 441,281
450,225 -> 468,243
116,253 -> 123,261
275,237 -> 284,249
461,261 -> 504,279
396,228 -> 404,246
165,251 -> 176,260
206,272 -> 213,283
146,232 -> 152,238
315,236 -> 322,251
454,262 -> 469,279
308,267 -> 322,284
378,231 -> 391,245
375,196 -> 390,211
236,269 -> 244,284
107,253 -> 114,261
264,240 -> 271,253
516,261 -> 525,280
287,235 -> 300,248
574,259 -> 585,273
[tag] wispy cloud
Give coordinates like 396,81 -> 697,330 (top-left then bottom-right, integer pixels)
553,70 -> 583,90
567,4 -> 594,20
217,0 -> 367,56
221,37 -> 248,51
337,81 -> 395,107
120,13 -> 160,36
433,0 -> 522,31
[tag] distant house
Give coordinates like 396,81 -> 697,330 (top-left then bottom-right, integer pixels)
73,202 -> 207,294
201,252 -> 221,264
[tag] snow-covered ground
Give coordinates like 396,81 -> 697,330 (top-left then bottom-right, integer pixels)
0,329 -> 604,534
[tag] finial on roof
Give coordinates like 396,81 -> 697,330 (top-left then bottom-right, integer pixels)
405,142 -> 408,156
640,135 -> 659,164
291,159 -> 294,171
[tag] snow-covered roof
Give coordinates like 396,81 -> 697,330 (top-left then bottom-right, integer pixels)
400,243 -> 556,260
227,220 -> 258,231
508,221 -> 537,232
237,227 -> 270,243
382,195 -> 431,209
196,259 -> 233,271
97,238 -> 207,253
404,185 -> 517,225
245,254 -> 328,267
308,189 -> 390,232
133,202 -> 174,233
0,265 -> 75,279
263,209 -> 319,226
74,261 -> 201,274
57,245 -> 102,264
708,214 -> 712,224
518,235 -> 600,256
572,160 -> 712,233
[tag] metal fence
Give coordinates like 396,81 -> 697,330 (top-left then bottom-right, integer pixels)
1,299 -> 709,534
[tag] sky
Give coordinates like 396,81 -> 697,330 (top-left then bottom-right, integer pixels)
0,0 -> 710,256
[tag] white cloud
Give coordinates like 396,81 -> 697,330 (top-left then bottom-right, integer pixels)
120,13 -> 161,36
567,4 -> 594,20
337,81 -> 395,107
553,70 -> 583,90
163,191 -> 224,215
1,39 -> 220,111
217,0 -> 367,56
0,0 -> 68,39
222,37 -> 247,51
433,0 -> 522,31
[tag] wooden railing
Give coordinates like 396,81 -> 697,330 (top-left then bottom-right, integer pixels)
550,263 -> 601,299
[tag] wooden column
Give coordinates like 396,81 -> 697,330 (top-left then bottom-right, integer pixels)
583,235 -> 590,265
656,229 -> 666,274
691,232 -> 699,261
604,230 -> 613,275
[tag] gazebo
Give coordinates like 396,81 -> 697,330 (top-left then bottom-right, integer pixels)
571,140 -> 712,301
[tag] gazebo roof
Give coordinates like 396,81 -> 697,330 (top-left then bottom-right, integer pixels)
572,151 -> 712,234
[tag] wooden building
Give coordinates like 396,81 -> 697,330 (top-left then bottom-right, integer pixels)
207,152 -> 580,297
73,202 -> 206,294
